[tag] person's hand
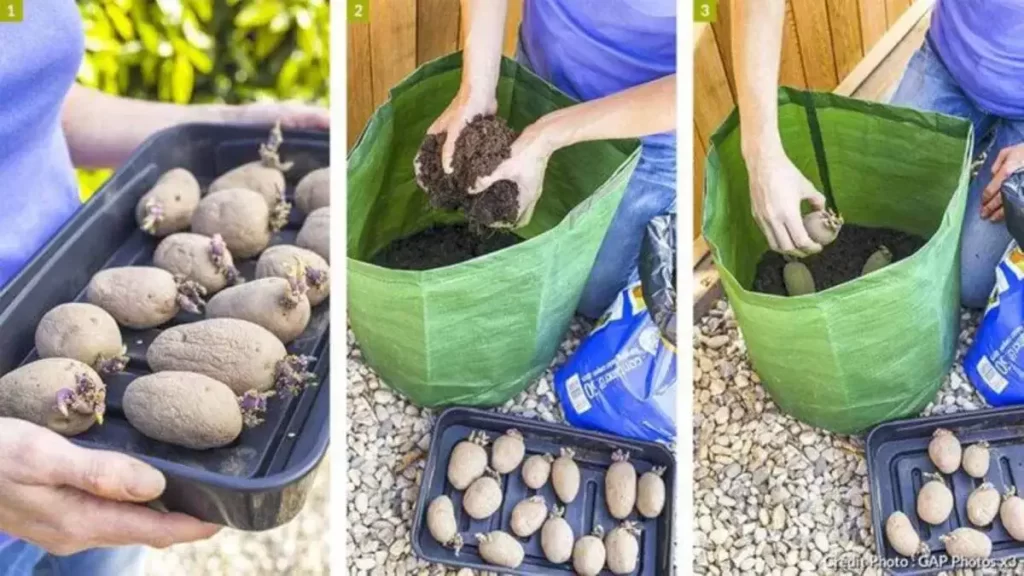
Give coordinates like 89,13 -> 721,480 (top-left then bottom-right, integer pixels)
0,418 -> 220,556
746,148 -> 827,257
422,88 -> 498,174
230,101 -> 330,131
981,144 -> 1024,222
467,119 -> 554,228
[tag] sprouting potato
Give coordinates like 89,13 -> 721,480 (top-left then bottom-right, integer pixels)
490,428 -> 525,474
255,245 -> 330,306
475,531 -> 524,568
135,168 -> 201,237
572,526 -> 607,576
917,472 -> 954,525
447,430 -> 489,490
552,447 -> 581,504
463,468 -> 503,520
604,521 -> 642,575
191,188 -> 289,259
510,495 -> 547,538
296,207 -> 329,262
637,465 -> 667,519
426,495 -> 462,554
884,511 -> 928,557
35,303 -> 128,375
295,167 -> 330,216
153,233 -> 242,294
522,453 -> 554,490
541,506 -> 574,564
208,122 -> 293,208
605,449 -> 637,520
967,482 -> 1000,527
861,245 -> 893,276
928,428 -> 962,474
940,527 -> 992,559
962,441 -> 991,479
87,266 -> 206,329
147,318 -> 318,396
205,275 -> 311,344
1001,487 -> 1024,541
0,358 -> 105,436
802,209 -> 843,245
783,261 -> 815,296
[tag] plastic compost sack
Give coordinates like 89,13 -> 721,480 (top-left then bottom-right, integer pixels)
347,53 -> 640,407
554,215 -> 677,445
702,88 -> 973,435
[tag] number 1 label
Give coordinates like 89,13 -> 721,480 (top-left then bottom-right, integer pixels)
0,0 -> 22,22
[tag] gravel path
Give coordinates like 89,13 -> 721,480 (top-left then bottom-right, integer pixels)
345,322 -> 589,576
694,299 -> 993,576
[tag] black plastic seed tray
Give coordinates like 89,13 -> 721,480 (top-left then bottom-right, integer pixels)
0,123 -> 330,531
866,406 -> 1024,575
412,407 -> 675,575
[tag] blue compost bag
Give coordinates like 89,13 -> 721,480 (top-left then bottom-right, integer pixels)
965,240 -> 1024,405
554,273 -> 676,444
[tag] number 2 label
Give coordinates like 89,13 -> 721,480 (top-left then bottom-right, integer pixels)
348,0 -> 369,23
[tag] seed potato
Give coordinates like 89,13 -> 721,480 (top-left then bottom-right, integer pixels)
552,447 -> 581,504
917,472 -> 954,525
510,495 -> 547,538
0,358 -> 105,436
296,207 -> 329,262
884,511 -> 928,557
426,495 -> 462,553
153,233 -> 241,294
606,449 -> 637,520
783,261 -> 815,296
962,441 -> 991,479
928,427 -> 962,474
1001,487 -> 1024,541
940,527 -> 992,559
637,465 -> 667,518
35,303 -> 128,375
490,428 -> 525,474
205,276 -> 311,344
861,245 -> 893,276
447,430 -> 489,490
295,167 -> 330,216
572,526 -> 607,576
87,266 -> 205,329
191,188 -> 288,259
475,531 -> 523,568
605,521 -> 641,575
463,468 -> 503,520
967,482 -> 1000,527
802,209 -> 843,245
208,122 -> 293,208
541,506 -> 574,564
522,453 -> 554,489
255,245 -> 330,306
135,168 -> 201,237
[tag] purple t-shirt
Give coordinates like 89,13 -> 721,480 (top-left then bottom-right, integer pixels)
930,0 -> 1024,118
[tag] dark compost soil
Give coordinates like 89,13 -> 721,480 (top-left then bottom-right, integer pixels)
753,224 -> 927,295
371,224 -> 522,271
417,115 -> 520,226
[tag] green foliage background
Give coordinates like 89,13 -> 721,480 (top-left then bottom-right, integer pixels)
76,0 -> 330,199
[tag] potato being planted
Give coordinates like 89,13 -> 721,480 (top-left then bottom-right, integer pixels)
637,466 -> 667,519
861,245 -> 893,276
884,511 -> 928,558
967,482 -> 1000,527
0,358 -> 105,436
191,188 -> 289,259
962,441 -> 991,479
475,531 -> 524,569
426,495 -> 463,555
522,453 -> 554,489
940,527 -> 992,560
510,495 -> 547,538
917,472 -> 954,525
296,207 -> 329,262
802,209 -> 843,246
34,303 -> 128,375
87,266 -> 206,329
783,261 -> 815,296
552,447 -> 581,504
147,319 -> 317,396
541,506 -> 574,564
605,521 -> 641,575
206,275 -> 311,344
928,427 -> 962,474
295,167 -> 330,216
447,430 -> 489,490
154,233 -> 242,294
255,245 -> 330,306
208,122 -> 293,208
123,371 -> 269,450
491,428 -> 525,474
463,468 -> 503,520
135,168 -> 201,237
573,526 -> 607,576
1001,487 -> 1024,541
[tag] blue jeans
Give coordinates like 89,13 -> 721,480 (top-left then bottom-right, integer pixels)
0,542 -> 145,576
515,42 -> 677,319
890,38 -> 1024,308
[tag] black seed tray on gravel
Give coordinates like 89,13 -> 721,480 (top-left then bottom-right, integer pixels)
0,123 -> 330,531
866,406 -> 1024,575
412,407 -> 676,575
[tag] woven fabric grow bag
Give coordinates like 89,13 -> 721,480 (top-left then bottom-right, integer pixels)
347,53 -> 640,407
702,88 -> 973,434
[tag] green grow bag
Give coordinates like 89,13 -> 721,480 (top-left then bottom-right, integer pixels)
347,53 -> 640,407
702,88 -> 973,434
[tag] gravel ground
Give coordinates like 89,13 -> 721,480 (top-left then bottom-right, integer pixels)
345,322 -> 591,576
144,455 -> 330,575
693,299 -> 996,576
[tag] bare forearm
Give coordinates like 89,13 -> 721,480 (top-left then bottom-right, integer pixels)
459,0 -> 507,102
62,85 -> 229,169
733,0 -> 786,164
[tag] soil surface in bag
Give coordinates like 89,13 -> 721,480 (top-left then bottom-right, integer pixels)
754,224 -> 926,295
372,225 -> 522,270
417,115 -> 520,226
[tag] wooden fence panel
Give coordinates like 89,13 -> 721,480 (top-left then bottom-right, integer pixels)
417,0 -> 460,64
829,0 -> 864,79
347,23 -> 374,149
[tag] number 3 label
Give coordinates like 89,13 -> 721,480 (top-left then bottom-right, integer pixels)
348,0 -> 369,23
694,0 -> 718,23
0,0 -> 22,22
